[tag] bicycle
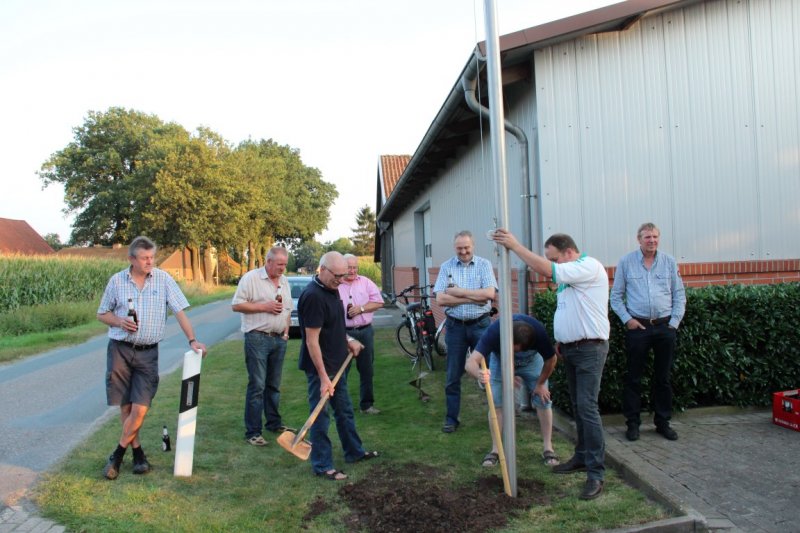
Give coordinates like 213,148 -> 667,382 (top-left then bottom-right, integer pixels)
388,284 -> 444,371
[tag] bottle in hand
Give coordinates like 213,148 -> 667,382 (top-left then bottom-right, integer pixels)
347,294 -> 354,313
162,425 -> 171,452
127,298 -> 138,324
447,274 -> 455,288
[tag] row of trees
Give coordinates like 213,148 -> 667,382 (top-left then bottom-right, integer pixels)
39,107 -> 338,280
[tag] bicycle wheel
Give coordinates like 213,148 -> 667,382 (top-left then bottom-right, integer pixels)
396,321 -> 417,359
434,325 -> 447,356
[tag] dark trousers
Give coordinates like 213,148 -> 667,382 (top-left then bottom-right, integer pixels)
346,325 -> 375,411
622,323 -> 677,428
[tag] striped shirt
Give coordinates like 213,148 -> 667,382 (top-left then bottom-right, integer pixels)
433,255 -> 498,320
97,267 -> 190,345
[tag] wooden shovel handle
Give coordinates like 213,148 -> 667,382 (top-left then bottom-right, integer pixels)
291,352 -> 354,447
481,357 -> 512,496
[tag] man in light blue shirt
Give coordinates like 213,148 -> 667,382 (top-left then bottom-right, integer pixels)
610,223 -> 685,442
434,230 -> 498,434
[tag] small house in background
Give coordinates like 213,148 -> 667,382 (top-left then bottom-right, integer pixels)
0,218 -> 54,255
377,0 -> 800,316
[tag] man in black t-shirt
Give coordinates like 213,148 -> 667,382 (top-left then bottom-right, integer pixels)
298,252 -> 379,481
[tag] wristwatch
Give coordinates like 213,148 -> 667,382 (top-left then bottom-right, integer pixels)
360,305 -> 365,314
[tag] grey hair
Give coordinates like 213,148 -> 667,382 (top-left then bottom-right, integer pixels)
266,246 -> 288,261
637,222 -> 660,238
453,230 -> 473,243
128,236 -> 156,257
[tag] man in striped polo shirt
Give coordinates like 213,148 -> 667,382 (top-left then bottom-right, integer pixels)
97,236 -> 206,480
434,230 -> 498,434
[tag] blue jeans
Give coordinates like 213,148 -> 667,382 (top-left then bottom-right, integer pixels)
562,340 -> 609,481
489,350 -> 552,410
444,316 -> 491,426
305,370 -> 365,474
345,325 -> 375,411
244,331 -> 287,438
623,324 -> 677,428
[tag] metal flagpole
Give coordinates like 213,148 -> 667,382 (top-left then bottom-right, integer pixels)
483,0 -> 517,497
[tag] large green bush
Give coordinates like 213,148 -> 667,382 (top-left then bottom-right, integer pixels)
531,282 -> 800,414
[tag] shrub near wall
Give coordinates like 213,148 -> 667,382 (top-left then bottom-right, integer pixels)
0,255 -> 127,313
531,283 -> 800,414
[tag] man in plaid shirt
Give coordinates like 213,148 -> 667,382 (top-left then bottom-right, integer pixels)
97,236 -> 206,480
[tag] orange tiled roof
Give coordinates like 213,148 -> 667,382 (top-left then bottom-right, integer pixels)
380,155 -> 411,199
0,218 -> 55,255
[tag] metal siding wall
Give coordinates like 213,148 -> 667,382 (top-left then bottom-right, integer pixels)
533,0 -> 800,264
750,0 -> 800,258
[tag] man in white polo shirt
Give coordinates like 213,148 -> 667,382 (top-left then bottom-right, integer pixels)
493,230 -> 610,501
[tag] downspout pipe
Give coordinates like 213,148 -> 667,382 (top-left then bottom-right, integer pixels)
461,50 -> 532,315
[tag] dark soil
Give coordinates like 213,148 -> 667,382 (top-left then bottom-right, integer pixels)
303,462 -> 549,532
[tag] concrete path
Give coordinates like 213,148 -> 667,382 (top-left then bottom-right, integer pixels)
555,406 -> 799,532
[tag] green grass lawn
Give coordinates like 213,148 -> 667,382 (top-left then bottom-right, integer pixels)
34,328 -> 668,532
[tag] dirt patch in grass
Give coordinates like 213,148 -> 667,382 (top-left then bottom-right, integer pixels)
304,462 -> 549,532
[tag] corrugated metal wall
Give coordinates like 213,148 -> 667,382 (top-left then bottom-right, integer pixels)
533,0 -> 800,264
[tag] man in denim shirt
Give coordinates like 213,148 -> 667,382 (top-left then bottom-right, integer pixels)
610,223 -> 686,442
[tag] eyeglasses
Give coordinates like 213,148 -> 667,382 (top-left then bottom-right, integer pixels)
322,265 -> 347,279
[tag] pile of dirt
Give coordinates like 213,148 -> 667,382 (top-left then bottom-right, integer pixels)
303,462 -> 549,532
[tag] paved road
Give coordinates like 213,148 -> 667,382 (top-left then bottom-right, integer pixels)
0,299 -> 241,506
0,302 -> 400,506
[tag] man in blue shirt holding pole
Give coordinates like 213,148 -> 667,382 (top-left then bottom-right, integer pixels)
610,223 -> 686,442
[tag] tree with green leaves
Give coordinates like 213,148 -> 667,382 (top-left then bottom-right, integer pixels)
38,107 -> 186,245
351,205 -> 376,256
41,233 -> 64,251
325,237 -> 355,255
293,240 -> 324,273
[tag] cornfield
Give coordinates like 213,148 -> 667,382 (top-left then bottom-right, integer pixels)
0,255 -> 127,313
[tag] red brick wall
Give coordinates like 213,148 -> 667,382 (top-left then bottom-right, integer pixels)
396,259 -> 800,316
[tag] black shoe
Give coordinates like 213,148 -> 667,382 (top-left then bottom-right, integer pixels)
579,479 -> 604,500
625,424 -> 640,441
656,425 -> 678,441
551,455 -> 586,474
442,422 -> 459,433
132,455 -> 151,475
103,453 -> 123,480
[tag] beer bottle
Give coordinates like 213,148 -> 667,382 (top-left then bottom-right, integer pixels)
127,298 -> 138,324
347,294 -> 354,313
162,425 -> 171,452
447,274 -> 455,288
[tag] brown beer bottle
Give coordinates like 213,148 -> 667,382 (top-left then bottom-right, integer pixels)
347,294 -> 354,313
127,298 -> 138,324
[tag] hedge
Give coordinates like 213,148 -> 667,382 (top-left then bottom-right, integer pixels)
531,282 -> 800,415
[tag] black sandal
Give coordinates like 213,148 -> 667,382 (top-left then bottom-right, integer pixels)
316,469 -> 347,481
359,450 -> 379,461
482,452 -> 499,467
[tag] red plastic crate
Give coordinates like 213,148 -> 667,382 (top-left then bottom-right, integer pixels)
773,390 -> 800,432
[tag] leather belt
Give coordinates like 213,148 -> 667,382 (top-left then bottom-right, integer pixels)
251,330 -> 283,337
559,338 -> 606,350
633,316 -> 670,326
115,339 -> 158,351
447,313 -> 489,326
346,324 -> 372,331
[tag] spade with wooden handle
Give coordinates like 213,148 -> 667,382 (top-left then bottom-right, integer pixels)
481,357 -> 511,496
277,352 -> 354,460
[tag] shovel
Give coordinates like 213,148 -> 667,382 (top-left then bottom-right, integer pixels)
277,352 -> 354,460
481,357 -> 511,496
